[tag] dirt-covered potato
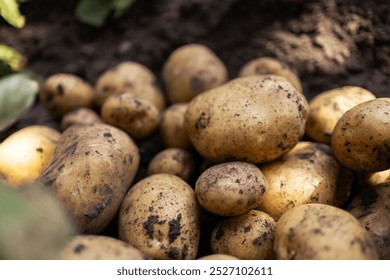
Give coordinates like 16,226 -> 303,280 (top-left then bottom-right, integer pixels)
119,174 -> 200,260
347,182 -> 390,259
147,148 -> 194,182
61,108 -> 102,131
275,203 -> 379,260
159,103 -> 191,148
185,75 -> 309,164
95,61 -> 165,111
39,73 -> 95,118
101,92 -> 160,140
162,44 -> 228,103
238,57 -> 302,92
195,161 -> 267,216
197,254 -> 239,260
306,86 -> 376,144
0,125 -> 60,187
39,123 -> 140,233
210,210 -> 276,260
256,142 -> 352,220
331,98 -> 390,172
60,235 -> 149,260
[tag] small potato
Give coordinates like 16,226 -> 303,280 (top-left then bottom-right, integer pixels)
101,92 -> 160,140
210,210 -> 276,260
119,174 -> 200,260
275,204 -> 379,259
0,125 -> 60,187
195,161 -> 267,216
162,44 -> 228,103
147,148 -> 194,182
306,86 -> 376,144
61,108 -> 102,131
39,73 -> 95,118
238,57 -> 302,92
357,169 -> 390,187
197,254 -> 239,260
60,235 -> 149,260
331,98 -> 390,172
95,61 -> 165,111
159,103 -> 191,148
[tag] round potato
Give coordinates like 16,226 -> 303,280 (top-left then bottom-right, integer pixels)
162,44 -> 228,103
60,235 -> 149,260
61,108 -> 102,131
119,174 -> 200,260
197,254 -> 239,260
95,61 -> 165,111
195,161 -> 267,216
331,98 -> 390,172
185,75 -> 309,164
0,125 -> 60,187
238,57 -> 302,92
210,210 -> 276,260
275,203 -> 379,260
306,86 -> 376,144
39,73 -> 95,118
101,92 -> 160,140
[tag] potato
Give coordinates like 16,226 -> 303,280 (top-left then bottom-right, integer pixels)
95,61 -> 165,111
256,142 -> 352,220
238,57 -> 302,92
197,254 -> 239,260
0,125 -> 60,187
39,123 -> 140,233
162,44 -> 228,103
306,86 -> 376,144
331,98 -> 390,172
275,203 -> 379,259
185,75 -> 309,164
159,103 -> 192,148
347,182 -> 390,259
195,161 -> 267,216
210,210 -> 276,260
357,169 -> 390,187
61,108 -> 102,131
119,174 -> 200,260
101,92 -> 160,140
60,235 -> 149,260
147,148 -> 194,182
39,73 -> 95,118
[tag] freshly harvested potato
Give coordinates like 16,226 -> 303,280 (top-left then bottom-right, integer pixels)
357,169 -> 390,187
119,174 -> 200,260
0,125 -> 60,187
210,210 -> 276,260
39,73 -> 95,118
185,75 -> 309,164
197,254 -> 239,260
195,161 -> 267,216
60,235 -> 149,260
61,108 -> 102,131
306,86 -> 376,144
159,103 -> 191,148
275,204 -> 379,260
347,182 -> 390,259
162,44 -> 228,103
95,61 -> 165,111
39,123 -> 140,233
147,148 -> 194,182
101,92 -> 160,140
238,57 -> 302,92
256,142 -> 352,220
331,98 -> 390,172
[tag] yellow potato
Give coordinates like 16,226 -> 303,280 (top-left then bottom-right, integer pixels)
61,108 -> 102,131
197,254 -> 239,260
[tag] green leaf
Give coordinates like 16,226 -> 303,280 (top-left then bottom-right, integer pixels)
0,0 -> 25,28
0,44 -> 25,73
75,0 -> 112,27
112,0 -> 136,18
0,72 -> 39,132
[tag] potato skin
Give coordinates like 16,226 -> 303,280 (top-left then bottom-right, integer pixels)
197,254 -> 239,260
61,108 -> 102,131
331,98 -> 390,172
0,125 -> 60,187
39,123 -> 140,233
275,204 -> 379,260
195,161 -> 267,216
185,75 -> 308,164
119,174 -> 200,260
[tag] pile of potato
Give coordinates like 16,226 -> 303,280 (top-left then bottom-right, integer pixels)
0,43 -> 389,260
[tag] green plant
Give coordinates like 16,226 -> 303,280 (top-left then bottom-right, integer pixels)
0,0 -> 25,28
